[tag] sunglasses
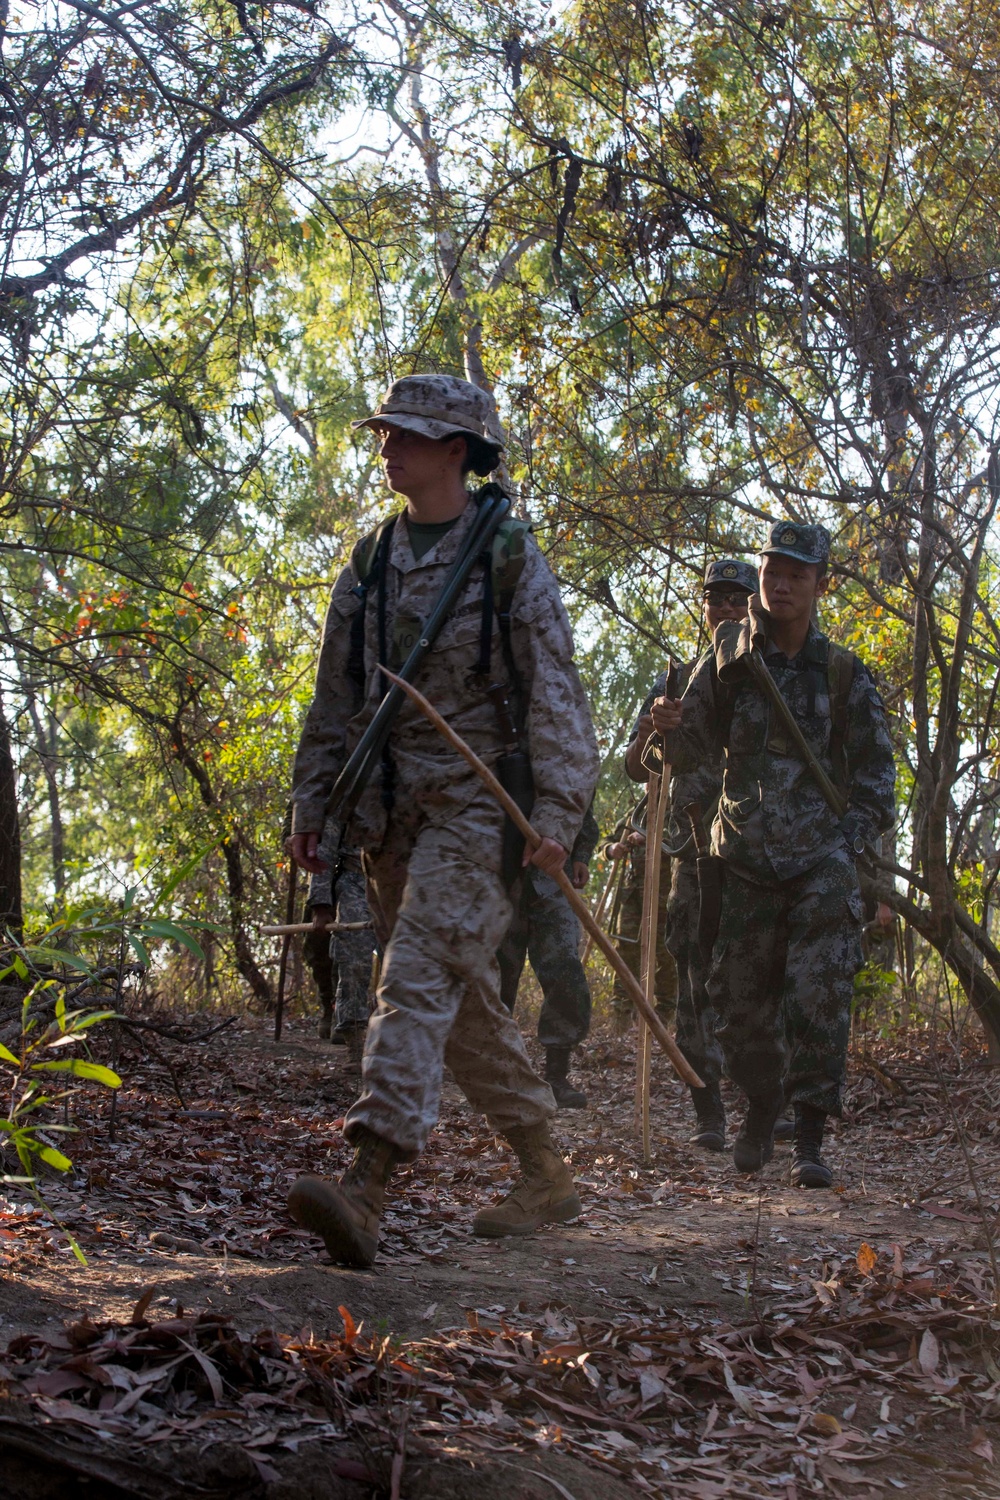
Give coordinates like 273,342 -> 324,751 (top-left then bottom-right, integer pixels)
703,591 -> 750,608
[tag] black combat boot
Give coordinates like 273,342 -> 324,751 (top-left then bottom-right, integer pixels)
790,1102 -> 833,1188
544,1047 -> 587,1109
733,1093 -> 783,1174
317,999 -> 334,1041
689,1080 -> 726,1152
772,1113 -> 795,1143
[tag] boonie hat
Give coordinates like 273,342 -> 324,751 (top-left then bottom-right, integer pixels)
704,558 -> 758,593
353,374 -> 504,456
761,519 -> 831,566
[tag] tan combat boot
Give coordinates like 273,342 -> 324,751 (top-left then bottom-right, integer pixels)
288,1128 -> 398,1268
473,1122 -> 582,1237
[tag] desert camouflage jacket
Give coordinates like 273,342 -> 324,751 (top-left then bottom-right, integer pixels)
291,499 -> 599,855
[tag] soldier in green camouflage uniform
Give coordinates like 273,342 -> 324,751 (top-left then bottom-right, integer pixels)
285,375 -> 599,1267
304,814 -> 373,1051
654,523 -> 896,1187
498,803 -> 599,1108
625,559 -> 757,1149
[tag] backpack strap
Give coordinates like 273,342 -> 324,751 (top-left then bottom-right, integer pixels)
712,636 -> 855,783
491,517 -> 532,735
346,514 -> 398,694
473,516 -> 532,736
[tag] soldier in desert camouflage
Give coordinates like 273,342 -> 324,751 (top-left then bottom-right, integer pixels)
285,375 -> 599,1267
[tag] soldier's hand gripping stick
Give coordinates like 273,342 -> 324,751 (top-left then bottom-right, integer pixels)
380,668 -> 703,1090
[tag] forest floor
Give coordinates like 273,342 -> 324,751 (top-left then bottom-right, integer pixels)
2,1002 -> 1000,1499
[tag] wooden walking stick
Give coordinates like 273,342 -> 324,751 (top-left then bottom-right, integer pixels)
273,858 -> 298,1043
635,771 -> 668,1155
380,668 -> 702,1089
261,920 -> 372,936
579,857 -> 621,964
635,661 -> 677,1157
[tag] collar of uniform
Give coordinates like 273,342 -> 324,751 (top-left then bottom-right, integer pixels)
389,498 -> 479,574
763,621 -> 827,668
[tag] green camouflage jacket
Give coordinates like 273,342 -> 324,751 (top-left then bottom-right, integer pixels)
661,623 -> 895,883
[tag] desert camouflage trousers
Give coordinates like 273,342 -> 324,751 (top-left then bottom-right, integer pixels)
343,808 -> 556,1158
497,868 -> 592,1048
664,858 -> 724,1085
708,848 -> 864,1117
303,857 -> 373,1030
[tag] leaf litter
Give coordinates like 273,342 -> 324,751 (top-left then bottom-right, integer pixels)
1,1015 -> 999,1495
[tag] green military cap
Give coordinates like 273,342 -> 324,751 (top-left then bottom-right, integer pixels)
704,557 -> 758,593
762,519 -> 831,566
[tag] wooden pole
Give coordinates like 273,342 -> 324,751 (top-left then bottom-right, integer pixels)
635,798 -> 653,1139
635,768 -> 669,1157
273,859 -> 298,1042
261,921 -> 372,936
380,668 -> 703,1089
579,857 -> 621,964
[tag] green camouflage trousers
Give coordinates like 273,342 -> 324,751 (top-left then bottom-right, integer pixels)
303,859 -> 373,1030
343,810 -> 556,1158
664,858 -> 724,1085
497,868 -> 592,1048
707,848 -> 864,1116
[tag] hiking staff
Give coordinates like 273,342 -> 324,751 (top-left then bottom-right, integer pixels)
273,859 -> 298,1042
635,769 -> 667,1155
579,856 -> 621,964
635,659 -> 677,1156
380,667 -> 703,1090
261,920 -> 372,936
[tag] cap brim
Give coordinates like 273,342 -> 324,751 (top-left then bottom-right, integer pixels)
352,412 -> 503,452
761,545 -> 823,564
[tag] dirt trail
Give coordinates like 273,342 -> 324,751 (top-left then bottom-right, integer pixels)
2,1016 -> 999,1497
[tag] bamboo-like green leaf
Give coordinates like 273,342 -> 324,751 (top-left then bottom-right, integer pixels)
32,1060 -> 122,1087
28,947 -> 93,973
0,1041 -> 20,1066
128,933 -> 150,967
139,920 -> 205,959
65,1010 -> 119,1032
34,1144 -> 72,1172
149,841 -> 218,914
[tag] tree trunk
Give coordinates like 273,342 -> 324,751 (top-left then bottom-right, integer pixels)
23,690 -> 66,901
171,733 -> 272,1008
0,689 -> 23,937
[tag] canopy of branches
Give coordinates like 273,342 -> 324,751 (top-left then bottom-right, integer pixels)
1,0 -> 997,1029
